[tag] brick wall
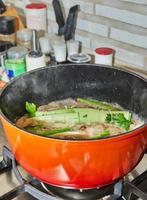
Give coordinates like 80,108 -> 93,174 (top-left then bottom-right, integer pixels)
4,0 -> 147,71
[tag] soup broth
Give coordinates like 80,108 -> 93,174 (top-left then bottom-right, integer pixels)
15,98 -> 144,139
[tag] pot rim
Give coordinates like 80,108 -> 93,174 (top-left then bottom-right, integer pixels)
0,63 -> 147,142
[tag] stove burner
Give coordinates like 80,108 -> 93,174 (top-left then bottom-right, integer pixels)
41,181 -> 122,200
0,146 -> 147,200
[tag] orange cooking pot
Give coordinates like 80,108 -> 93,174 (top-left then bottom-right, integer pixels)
0,64 -> 147,189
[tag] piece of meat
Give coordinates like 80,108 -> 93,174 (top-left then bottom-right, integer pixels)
38,98 -> 77,111
104,123 -> 123,135
37,98 -> 93,111
15,116 -> 37,128
51,131 -> 88,139
79,125 -> 88,130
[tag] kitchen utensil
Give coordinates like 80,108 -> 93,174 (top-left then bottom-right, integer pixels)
0,64 -> 147,189
52,0 -> 79,41
64,5 -> 79,41
26,30 -> 45,71
52,0 -> 65,36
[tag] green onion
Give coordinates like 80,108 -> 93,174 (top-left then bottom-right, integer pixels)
25,102 -> 37,117
77,98 -> 121,111
26,127 -> 72,136
92,130 -> 110,139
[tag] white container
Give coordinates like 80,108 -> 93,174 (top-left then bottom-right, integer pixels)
53,41 -> 66,63
67,40 -> 79,56
39,36 -> 51,54
25,3 -> 47,31
50,34 -> 65,49
26,54 -> 46,71
95,47 -> 114,65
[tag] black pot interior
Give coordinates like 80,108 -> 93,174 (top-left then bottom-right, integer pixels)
0,64 -> 147,123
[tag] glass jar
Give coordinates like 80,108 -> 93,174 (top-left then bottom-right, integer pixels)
16,28 -> 32,50
5,46 -> 27,79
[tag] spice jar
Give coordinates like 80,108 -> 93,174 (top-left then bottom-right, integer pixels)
0,16 -> 16,45
95,47 -> 114,66
25,3 -> 47,31
16,28 -> 32,50
67,40 -> 79,56
51,35 -> 66,63
39,35 -> 51,64
5,46 -> 27,79
53,41 -> 66,63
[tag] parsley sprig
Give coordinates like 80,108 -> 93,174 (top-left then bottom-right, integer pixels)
106,113 -> 132,130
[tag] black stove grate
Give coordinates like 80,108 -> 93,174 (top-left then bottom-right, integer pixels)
0,146 -> 147,200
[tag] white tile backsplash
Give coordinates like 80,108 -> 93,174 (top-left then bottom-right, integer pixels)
110,28 -> 147,49
95,4 -> 147,28
4,0 -> 147,71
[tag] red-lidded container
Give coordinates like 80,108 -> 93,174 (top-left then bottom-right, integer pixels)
25,3 -> 47,31
95,47 -> 114,65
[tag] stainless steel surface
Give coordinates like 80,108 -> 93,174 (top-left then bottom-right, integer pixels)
32,30 -> 38,53
0,122 -> 7,154
0,123 -> 38,199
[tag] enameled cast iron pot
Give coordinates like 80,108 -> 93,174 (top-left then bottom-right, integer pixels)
0,64 -> 147,189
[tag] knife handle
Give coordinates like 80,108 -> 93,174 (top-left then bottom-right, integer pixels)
52,0 -> 65,36
64,5 -> 79,41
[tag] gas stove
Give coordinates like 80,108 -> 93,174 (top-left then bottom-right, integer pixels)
0,145 -> 147,200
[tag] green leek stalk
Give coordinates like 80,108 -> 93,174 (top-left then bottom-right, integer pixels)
26,127 -> 72,136
77,98 -> 121,111
92,130 -> 110,139
33,108 -> 132,125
